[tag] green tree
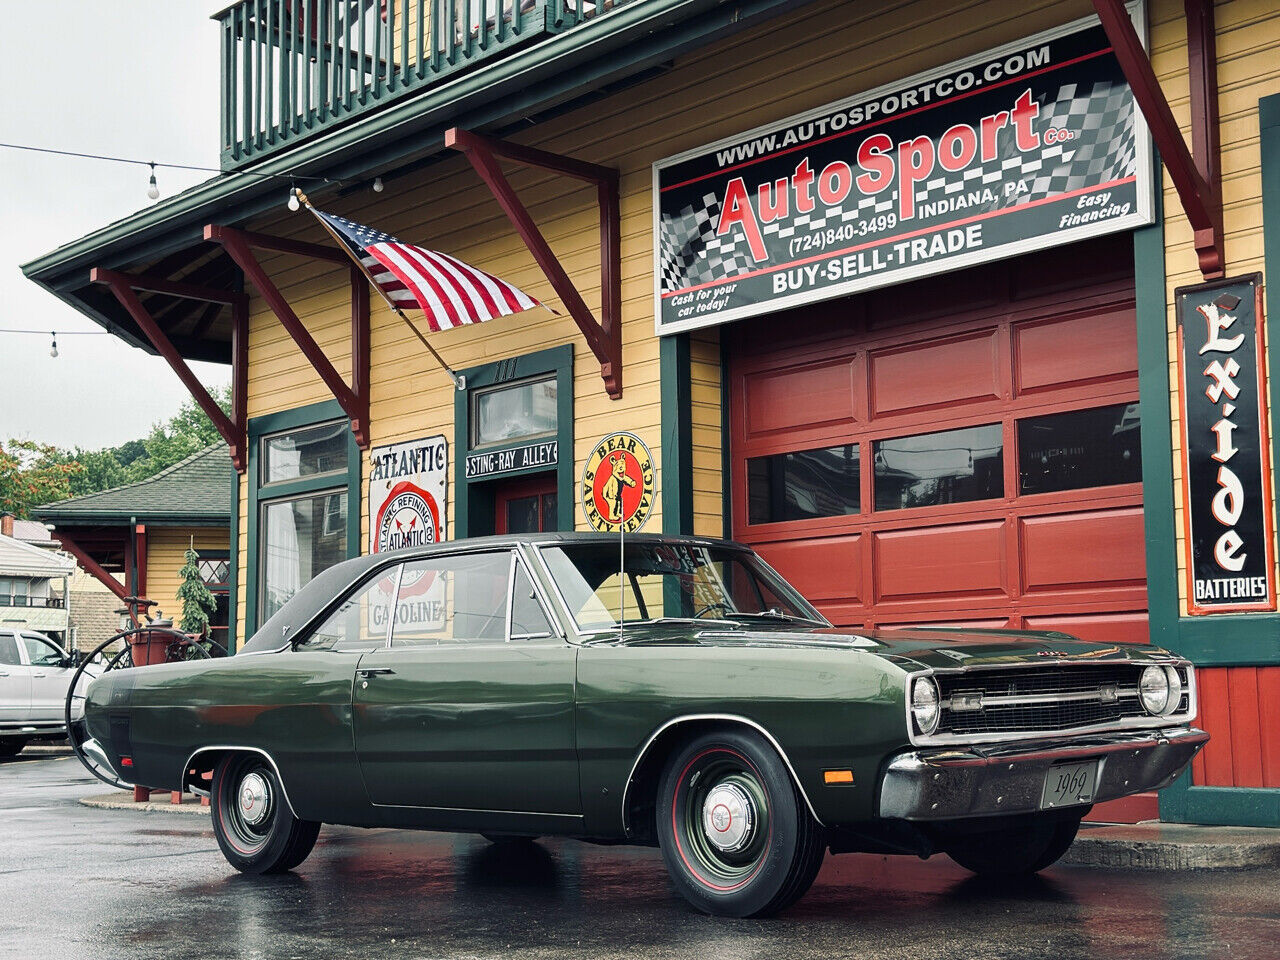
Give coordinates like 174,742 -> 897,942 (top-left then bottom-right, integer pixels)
0,440 -> 85,518
124,387 -> 232,483
176,545 -> 217,636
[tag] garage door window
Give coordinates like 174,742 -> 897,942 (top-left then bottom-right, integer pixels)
747,445 -> 860,524
874,424 -> 1003,511
1018,403 -> 1142,495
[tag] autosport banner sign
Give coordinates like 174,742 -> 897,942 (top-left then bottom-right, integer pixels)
1175,275 -> 1277,615
653,7 -> 1153,334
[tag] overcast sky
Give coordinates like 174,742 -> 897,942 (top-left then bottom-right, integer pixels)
1,3 -> 232,450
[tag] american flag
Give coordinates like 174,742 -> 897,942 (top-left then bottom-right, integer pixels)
310,207 -> 544,331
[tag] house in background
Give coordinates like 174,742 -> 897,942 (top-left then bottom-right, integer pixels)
0,514 -> 75,645
34,443 -> 234,649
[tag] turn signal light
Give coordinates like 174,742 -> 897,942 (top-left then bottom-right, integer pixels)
823,769 -> 854,785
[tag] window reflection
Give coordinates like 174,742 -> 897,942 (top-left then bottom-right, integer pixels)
1018,403 -> 1141,494
747,445 -> 860,524
873,424 -> 1003,510
472,376 -> 557,447
262,421 -> 348,484
261,492 -> 348,622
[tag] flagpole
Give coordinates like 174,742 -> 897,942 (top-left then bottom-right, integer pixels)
294,189 -> 466,391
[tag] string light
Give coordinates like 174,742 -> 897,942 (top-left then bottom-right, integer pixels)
287,187 -> 301,212
372,177 -> 384,193
146,162 -> 160,201
0,142 -> 346,189
49,333 -> 58,358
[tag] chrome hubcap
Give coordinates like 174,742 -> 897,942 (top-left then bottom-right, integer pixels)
701,781 -> 755,853
237,772 -> 271,827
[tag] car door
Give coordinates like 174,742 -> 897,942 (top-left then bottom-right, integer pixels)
0,632 -> 32,723
351,547 -> 580,817
21,634 -> 74,722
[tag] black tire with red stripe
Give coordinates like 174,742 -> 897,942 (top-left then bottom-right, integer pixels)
656,728 -> 826,917
211,754 -> 321,874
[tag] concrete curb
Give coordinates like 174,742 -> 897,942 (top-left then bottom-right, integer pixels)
80,792 -> 210,816
1064,823 -> 1280,870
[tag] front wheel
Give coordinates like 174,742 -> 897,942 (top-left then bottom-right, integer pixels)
946,814 -> 1081,876
656,729 -> 826,917
211,754 -> 321,874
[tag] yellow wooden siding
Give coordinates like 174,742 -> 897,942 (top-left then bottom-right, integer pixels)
231,0 -> 1280,635
1151,0 -> 1280,614
146,527 -> 230,627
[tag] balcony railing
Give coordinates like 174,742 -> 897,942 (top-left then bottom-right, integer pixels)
216,0 -> 626,168
0,596 -> 64,609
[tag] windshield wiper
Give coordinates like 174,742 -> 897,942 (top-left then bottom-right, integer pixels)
726,611 -> 825,626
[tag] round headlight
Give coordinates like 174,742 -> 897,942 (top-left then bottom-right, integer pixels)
1139,665 -> 1171,715
1162,665 -> 1184,716
912,676 -> 940,736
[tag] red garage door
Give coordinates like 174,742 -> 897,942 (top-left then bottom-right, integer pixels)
729,238 -> 1147,644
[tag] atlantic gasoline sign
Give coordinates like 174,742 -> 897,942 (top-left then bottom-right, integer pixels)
368,436 -> 448,631
581,433 -> 656,533
653,6 -> 1154,334
1175,275 -> 1276,615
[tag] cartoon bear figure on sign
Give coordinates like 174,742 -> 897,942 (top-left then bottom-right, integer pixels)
601,450 -> 637,523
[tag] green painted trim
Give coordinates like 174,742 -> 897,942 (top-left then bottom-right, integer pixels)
1135,175 -> 1180,653
720,332 -> 732,541
244,400 -> 361,638
454,344 -> 574,538
660,334 -> 694,536
1158,770 -> 1280,826
227,468 -> 239,653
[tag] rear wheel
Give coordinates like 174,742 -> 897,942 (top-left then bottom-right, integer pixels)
210,754 -> 320,874
946,815 -> 1082,876
656,729 -> 825,917
0,739 -> 27,758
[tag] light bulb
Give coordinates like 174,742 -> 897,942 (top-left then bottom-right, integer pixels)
146,164 -> 160,200
287,188 -> 301,212
50,334 -> 58,358
372,177 -> 384,193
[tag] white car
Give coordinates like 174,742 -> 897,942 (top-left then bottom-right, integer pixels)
0,629 -> 78,756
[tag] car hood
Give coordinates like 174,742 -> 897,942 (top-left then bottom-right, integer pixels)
595,622 -> 1179,671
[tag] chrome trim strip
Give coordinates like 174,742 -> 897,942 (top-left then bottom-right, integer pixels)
943,688 -> 1141,708
620,713 -> 823,835
370,802 -> 583,817
80,737 -> 116,775
181,745 -> 298,819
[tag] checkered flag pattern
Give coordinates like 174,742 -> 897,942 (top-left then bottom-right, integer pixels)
657,79 -> 1138,294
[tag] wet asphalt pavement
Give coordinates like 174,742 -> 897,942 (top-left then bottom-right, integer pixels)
3,754 -> 1279,960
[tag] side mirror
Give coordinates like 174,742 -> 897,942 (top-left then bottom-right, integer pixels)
67,650 -> 86,668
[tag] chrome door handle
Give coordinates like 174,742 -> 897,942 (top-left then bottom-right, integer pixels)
32,673 -> 47,678
356,667 -> 396,678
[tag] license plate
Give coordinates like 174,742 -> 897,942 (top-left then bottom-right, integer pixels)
1040,760 -> 1098,809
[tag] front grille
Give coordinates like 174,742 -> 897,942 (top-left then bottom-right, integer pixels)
934,663 -> 1191,737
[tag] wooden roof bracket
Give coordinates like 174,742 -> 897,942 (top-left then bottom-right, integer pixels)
89,267 -> 250,473
1091,0 -> 1224,278
205,225 -> 371,447
445,128 -> 623,399
51,531 -> 130,603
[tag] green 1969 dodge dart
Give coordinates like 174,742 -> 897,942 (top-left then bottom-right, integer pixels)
81,533 -> 1206,916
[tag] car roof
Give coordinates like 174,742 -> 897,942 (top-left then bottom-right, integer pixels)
239,532 -> 750,655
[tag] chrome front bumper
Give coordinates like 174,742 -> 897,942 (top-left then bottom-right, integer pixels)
878,726 -> 1208,821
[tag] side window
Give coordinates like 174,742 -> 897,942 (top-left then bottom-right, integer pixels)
391,551 -> 512,646
21,635 -> 64,667
510,562 -> 554,638
0,634 -> 19,666
299,564 -> 400,652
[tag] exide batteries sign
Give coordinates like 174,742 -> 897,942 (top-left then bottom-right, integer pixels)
653,6 -> 1154,334
1175,275 -> 1277,615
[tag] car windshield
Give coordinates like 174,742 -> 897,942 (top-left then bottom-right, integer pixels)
540,541 -> 826,633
